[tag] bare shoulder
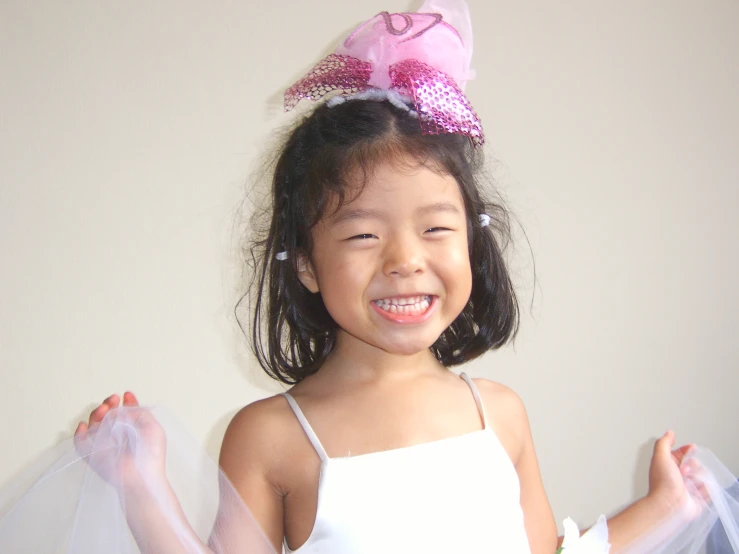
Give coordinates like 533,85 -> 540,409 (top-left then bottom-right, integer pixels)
219,394 -> 297,485
470,377 -> 530,464
223,395 -> 293,446
216,394 -> 303,549
471,377 -> 528,423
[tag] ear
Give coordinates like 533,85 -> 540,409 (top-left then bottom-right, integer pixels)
296,253 -> 320,293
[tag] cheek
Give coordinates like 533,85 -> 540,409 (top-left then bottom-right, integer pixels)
458,261 -> 474,299
442,242 -> 474,300
315,253 -> 371,302
443,238 -> 473,276
316,262 -> 376,329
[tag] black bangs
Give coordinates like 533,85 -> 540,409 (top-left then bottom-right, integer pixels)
243,99 -> 518,384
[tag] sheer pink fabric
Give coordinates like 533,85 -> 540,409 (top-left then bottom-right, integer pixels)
284,0 -> 484,145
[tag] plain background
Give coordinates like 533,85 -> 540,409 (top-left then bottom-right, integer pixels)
1,0 -> 738,532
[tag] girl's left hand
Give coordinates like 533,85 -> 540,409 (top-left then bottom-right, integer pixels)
646,430 -> 704,517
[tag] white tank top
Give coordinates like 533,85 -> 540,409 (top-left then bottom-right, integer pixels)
281,373 -> 532,554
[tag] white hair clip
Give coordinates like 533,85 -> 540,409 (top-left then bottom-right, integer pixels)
327,88 -> 418,118
275,251 -> 288,261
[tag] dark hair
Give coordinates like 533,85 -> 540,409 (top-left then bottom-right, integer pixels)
244,99 -> 519,384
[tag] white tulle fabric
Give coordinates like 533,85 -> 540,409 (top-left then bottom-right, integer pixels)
622,447 -> 739,554
0,407 -> 275,553
0,405 -> 738,553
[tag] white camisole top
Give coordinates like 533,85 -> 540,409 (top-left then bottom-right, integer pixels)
281,373 -> 532,554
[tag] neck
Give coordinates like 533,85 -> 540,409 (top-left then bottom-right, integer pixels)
316,330 -> 448,385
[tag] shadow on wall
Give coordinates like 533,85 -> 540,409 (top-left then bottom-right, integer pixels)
631,438 -> 655,501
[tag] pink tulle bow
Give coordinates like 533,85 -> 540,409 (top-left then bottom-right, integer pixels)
284,0 -> 484,146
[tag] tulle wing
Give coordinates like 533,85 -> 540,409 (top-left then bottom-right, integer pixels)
0,406 -> 276,554
621,447 -> 739,554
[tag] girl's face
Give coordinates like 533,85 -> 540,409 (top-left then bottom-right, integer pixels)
298,160 -> 473,357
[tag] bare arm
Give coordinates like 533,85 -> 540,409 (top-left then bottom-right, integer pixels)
513,396 -> 559,554
476,382 -> 695,554
217,399 -> 287,553
123,401 -> 284,554
123,479 -> 215,553
478,380 -> 559,554
77,393 -> 284,554
76,393 -> 215,554
557,431 -> 699,553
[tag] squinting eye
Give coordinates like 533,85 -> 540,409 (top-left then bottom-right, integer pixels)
425,227 -> 451,233
349,234 -> 377,240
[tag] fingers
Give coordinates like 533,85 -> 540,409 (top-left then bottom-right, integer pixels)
122,391 -> 140,407
672,443 -> 697,465
680,457 -> 701,476
75,391 -> 140,439
654,431 -> 697,461
694,482 -> 710,503
653,430 -> 676,458
73,421 -> 89,458
88,394 -> 120,426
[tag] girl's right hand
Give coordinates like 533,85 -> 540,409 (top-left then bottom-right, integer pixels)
74,392 -> 168,495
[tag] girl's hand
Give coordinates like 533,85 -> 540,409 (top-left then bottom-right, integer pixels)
646,430 -> 705,518
74,392 -> 168,495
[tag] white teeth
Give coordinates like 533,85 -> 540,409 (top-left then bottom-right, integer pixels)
374,296 -> 431,316
375,295 -> 428,307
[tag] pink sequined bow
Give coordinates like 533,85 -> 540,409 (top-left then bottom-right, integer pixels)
284,0 -> 484,146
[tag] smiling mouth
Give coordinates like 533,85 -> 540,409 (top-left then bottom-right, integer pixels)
373,295 -> 433,316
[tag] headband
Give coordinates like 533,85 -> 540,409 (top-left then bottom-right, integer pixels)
284,0 -> 484,146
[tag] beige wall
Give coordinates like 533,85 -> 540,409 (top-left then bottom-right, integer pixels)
1,0 -> 737,531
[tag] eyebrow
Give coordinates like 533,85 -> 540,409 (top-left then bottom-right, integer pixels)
417,202 -> 462,216
330,208 -> 383,226
331,202 -> 462,226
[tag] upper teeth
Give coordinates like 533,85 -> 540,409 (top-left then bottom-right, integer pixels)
375,295 -> 429,307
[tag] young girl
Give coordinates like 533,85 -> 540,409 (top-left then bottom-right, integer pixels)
73,2 -> 709,553
4,1 -> 730,553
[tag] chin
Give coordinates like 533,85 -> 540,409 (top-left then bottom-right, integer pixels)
380,338 -> 438,357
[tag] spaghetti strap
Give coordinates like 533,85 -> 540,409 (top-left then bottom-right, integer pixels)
282,393 -> 329,462
460,373 -> 489,430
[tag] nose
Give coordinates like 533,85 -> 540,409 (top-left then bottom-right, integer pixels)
382,234 -> 424,277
